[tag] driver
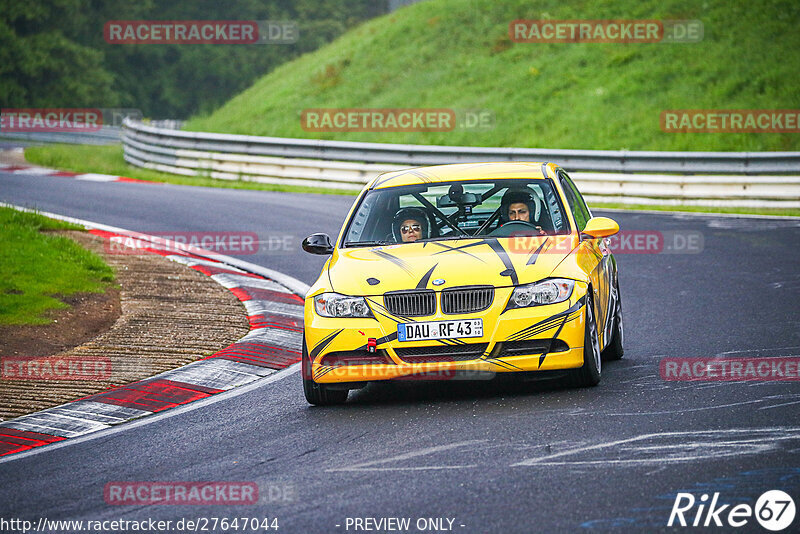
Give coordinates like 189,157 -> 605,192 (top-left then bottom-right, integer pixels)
508,201 -> 531,222
393,206 -> 429,243
500,189 -> 545,234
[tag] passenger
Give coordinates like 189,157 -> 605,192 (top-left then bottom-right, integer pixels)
399,219 -> 422,242
393,207 -> 429,243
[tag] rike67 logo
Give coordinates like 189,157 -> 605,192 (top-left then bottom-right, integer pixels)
668,490 -> 796,531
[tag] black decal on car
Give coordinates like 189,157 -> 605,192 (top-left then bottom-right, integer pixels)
526,238 -> 550,266
310,329 -> 344,359
486,239 -> 519,285
372,249 -> 414,276
416,264 -> 438,289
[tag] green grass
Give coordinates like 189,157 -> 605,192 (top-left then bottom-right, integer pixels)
186,0 -> 800,151
24,0 -> 800,214
0,207 -> 115,326
590,203 -> 800,217
24,144 -> 358,195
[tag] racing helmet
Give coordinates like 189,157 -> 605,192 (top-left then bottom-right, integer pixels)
499,187 -> 542,224
392,207 -> 430,242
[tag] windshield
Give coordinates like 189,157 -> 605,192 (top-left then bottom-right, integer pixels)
342,179 -> 570,247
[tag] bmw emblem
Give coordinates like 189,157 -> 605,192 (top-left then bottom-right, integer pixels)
432,278 -> 445,286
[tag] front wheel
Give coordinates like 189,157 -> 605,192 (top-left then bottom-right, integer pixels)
302,338 -> 348,406
567,294 -> 601,387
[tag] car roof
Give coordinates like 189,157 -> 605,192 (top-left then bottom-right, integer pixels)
368,162 -> 555,190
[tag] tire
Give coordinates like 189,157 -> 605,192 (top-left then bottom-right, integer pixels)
568,293 -> 601,387
602,282 -> 624,361
302,338 -> 348,406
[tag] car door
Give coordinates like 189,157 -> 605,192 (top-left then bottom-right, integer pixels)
558,170 -> 613,348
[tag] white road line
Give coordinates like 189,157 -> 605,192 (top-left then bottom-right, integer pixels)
599,399 -> 764,416
640,346 -> 800,360
618,439 -> 777,451
511,428 -> 800,467
331,466 -> 479,472
715,346 -> 800,356
327,440 -> 486,472
759,400 -> 800,410
645,466 -> 666,476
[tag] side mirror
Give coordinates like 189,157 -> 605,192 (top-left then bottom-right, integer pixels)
581,217 -> 619,239
302,233 -> 334,255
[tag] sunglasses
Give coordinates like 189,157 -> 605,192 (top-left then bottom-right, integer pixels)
401,224 -> 422,234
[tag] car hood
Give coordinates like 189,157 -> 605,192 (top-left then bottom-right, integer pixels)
327,236 -> 577,295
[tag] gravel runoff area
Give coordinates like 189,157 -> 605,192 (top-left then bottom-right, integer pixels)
0,229 -> 251,421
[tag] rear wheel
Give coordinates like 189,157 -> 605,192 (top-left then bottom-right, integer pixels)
302,338 -> 348,406
568,294 -> 601,387
602,282 -> 624,361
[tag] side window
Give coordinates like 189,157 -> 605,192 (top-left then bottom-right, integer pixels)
558,171 -> 590,231
344,191 -> 376,242
541,182 -> 568,233
564,172 -> 592,222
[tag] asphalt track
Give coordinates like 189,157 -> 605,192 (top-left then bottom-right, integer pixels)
2,163 -> 800,533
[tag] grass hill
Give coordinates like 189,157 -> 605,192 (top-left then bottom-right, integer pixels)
185,0 -> 800,151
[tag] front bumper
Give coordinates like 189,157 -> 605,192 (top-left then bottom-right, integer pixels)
304,283 -> 588,384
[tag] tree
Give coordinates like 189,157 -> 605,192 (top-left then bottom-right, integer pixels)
0,0 -> 389,117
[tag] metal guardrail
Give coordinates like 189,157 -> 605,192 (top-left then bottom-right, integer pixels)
122,119 -> 800,207
0,127 -> 122,146
123,119 -> 800,174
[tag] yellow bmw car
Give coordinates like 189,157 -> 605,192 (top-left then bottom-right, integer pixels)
301,162 -> 623,405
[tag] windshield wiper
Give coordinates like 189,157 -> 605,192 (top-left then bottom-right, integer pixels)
343,240 -> 393,248
420,235 -> 481,242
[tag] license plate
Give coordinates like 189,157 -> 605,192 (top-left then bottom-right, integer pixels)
397,319 -> 483,342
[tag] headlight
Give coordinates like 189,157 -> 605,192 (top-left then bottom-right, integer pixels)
314,292 -> 373,318
509,279 -> 575,308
